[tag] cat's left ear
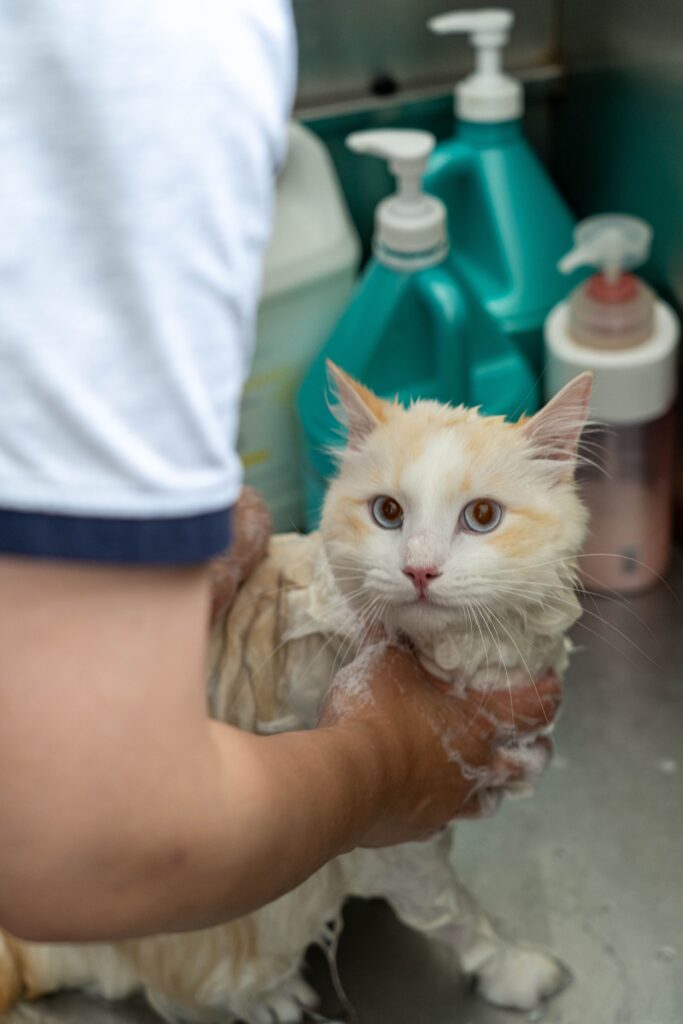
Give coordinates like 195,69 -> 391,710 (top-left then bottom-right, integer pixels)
326,361 -> 389,450
522,372 -> 593,464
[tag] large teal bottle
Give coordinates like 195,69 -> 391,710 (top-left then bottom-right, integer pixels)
297,129 -> 536,529
425,8 -> 575,402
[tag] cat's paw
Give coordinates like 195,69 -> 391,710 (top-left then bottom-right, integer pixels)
247,974 -> 319,1024
474,943 -> 571,1011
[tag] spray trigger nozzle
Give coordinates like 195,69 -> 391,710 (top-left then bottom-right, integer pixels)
558,215 -> 653,283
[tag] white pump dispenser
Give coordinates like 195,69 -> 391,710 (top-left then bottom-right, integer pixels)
559,215 -> 656,351
559,214 -> 652,283
544,214 -> 679,594
347,129 -> 448,269
428,8 -> 522,123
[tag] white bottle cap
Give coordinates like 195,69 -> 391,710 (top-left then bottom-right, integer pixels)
428,8 -> 523,123
546,300 -> 679,425
559,214 -> 653,282
346,130 -> 448,269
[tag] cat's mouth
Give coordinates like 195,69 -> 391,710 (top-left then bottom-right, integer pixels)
399,594 -> 448,609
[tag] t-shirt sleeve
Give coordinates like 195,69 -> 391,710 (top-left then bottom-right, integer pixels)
0,0 -> 296,563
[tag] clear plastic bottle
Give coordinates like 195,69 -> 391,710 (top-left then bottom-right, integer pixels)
545,215 -> 680,594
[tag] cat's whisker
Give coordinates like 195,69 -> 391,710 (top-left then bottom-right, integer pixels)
325,592 -> 390,685
477,606 -> 516,724
485,604 -> 551,734
473,603 -> 518,747
485,581 -> 656,666
469,598 -> 493,685
459,600 -> 506,733
490,551 -> 677,602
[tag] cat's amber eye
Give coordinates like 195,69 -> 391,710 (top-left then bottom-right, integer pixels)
462,498 -> 503,534
371,495 -> 404,530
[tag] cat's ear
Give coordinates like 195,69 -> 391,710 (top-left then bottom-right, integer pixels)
522,372 -> 593,464
326,361 -> 388,449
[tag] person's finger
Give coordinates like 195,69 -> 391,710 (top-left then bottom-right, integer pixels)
477,673 -> 563,737
210,487 -> 272,623
493,736 -> 554,784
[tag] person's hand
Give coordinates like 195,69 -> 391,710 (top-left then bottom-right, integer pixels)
318,644 -> 561,847
210,487 -> 272,624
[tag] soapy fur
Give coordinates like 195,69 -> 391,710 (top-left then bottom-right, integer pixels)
0,369 -> 591,1022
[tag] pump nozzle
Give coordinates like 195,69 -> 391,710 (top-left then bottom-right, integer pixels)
427,7 -> 522,122
559,215 -> 653,284
346,129 -> 448,269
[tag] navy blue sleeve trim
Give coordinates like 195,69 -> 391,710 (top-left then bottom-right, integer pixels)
0,506 -> 232,564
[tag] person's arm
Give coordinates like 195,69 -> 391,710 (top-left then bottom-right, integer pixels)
0,558 -> 560,943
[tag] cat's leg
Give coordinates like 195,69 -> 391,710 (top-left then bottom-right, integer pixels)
442,874 -> 571,1011
346,837 -> 569,1012
0,931 -> 139,1011
243,973 -> 320,1024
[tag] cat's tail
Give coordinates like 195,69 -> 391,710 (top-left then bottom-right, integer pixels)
0,931 -> 24,1014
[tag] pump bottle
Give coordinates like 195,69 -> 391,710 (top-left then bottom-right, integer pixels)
545,215 -> 680,593
425,8 -> 575,404
298,129 -> 535,529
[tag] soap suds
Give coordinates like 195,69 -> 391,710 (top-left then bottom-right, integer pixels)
440,728 -> 491,782
326,641 -> 388,715
500,739 -> 552,782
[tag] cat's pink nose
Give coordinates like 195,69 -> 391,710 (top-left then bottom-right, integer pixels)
402,565 -> 441,594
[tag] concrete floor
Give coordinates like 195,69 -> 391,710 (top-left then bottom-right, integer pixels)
7,552 -> 683,1024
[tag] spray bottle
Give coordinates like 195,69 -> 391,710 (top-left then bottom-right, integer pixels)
297,129 -> 536,529
425,8 -> 575,402
545,214 -> 679,593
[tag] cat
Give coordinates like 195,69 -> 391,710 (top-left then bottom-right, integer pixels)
0,363 -> 592,1024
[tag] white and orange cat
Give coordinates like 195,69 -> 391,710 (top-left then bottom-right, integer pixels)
0,364 -> 592,1024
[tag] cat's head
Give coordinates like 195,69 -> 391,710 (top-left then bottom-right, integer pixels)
320,362 -> 592,638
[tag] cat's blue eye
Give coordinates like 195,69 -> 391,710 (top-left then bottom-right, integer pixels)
371,495 -> 404,530
462,498 -> 503,534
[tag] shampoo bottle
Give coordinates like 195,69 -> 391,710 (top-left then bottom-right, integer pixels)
545,215 -> 680,593
298,128 -> 535,529
425,8 -> 575,403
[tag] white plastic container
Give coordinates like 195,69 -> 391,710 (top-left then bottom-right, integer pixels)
237,121 -> 360,531
545,215 -> 679,594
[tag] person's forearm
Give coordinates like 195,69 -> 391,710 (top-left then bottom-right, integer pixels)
3,717 -> 394,942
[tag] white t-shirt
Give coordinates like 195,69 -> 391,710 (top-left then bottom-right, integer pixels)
0,0 -> 296,562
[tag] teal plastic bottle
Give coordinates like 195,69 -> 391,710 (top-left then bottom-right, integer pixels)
425,8 -> 575,400
297,129 -> 536,529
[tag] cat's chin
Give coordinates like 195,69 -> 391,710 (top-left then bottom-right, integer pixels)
385,598 -> 461,637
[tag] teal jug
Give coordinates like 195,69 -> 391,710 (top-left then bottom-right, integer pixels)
297,129 -> 536,529
425,8 -> 575,400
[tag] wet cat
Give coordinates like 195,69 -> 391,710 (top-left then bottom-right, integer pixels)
0,364 -> 592,1023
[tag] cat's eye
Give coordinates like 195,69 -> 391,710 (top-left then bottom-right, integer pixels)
371,495 -> 404,530
462,498 -> 503,534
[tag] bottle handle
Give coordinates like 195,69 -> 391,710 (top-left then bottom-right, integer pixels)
426,137 -> 474,181
415,268 -> 470,406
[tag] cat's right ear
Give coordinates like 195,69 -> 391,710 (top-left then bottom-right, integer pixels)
522,372 -> 593,464
326,361 -> 387,450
